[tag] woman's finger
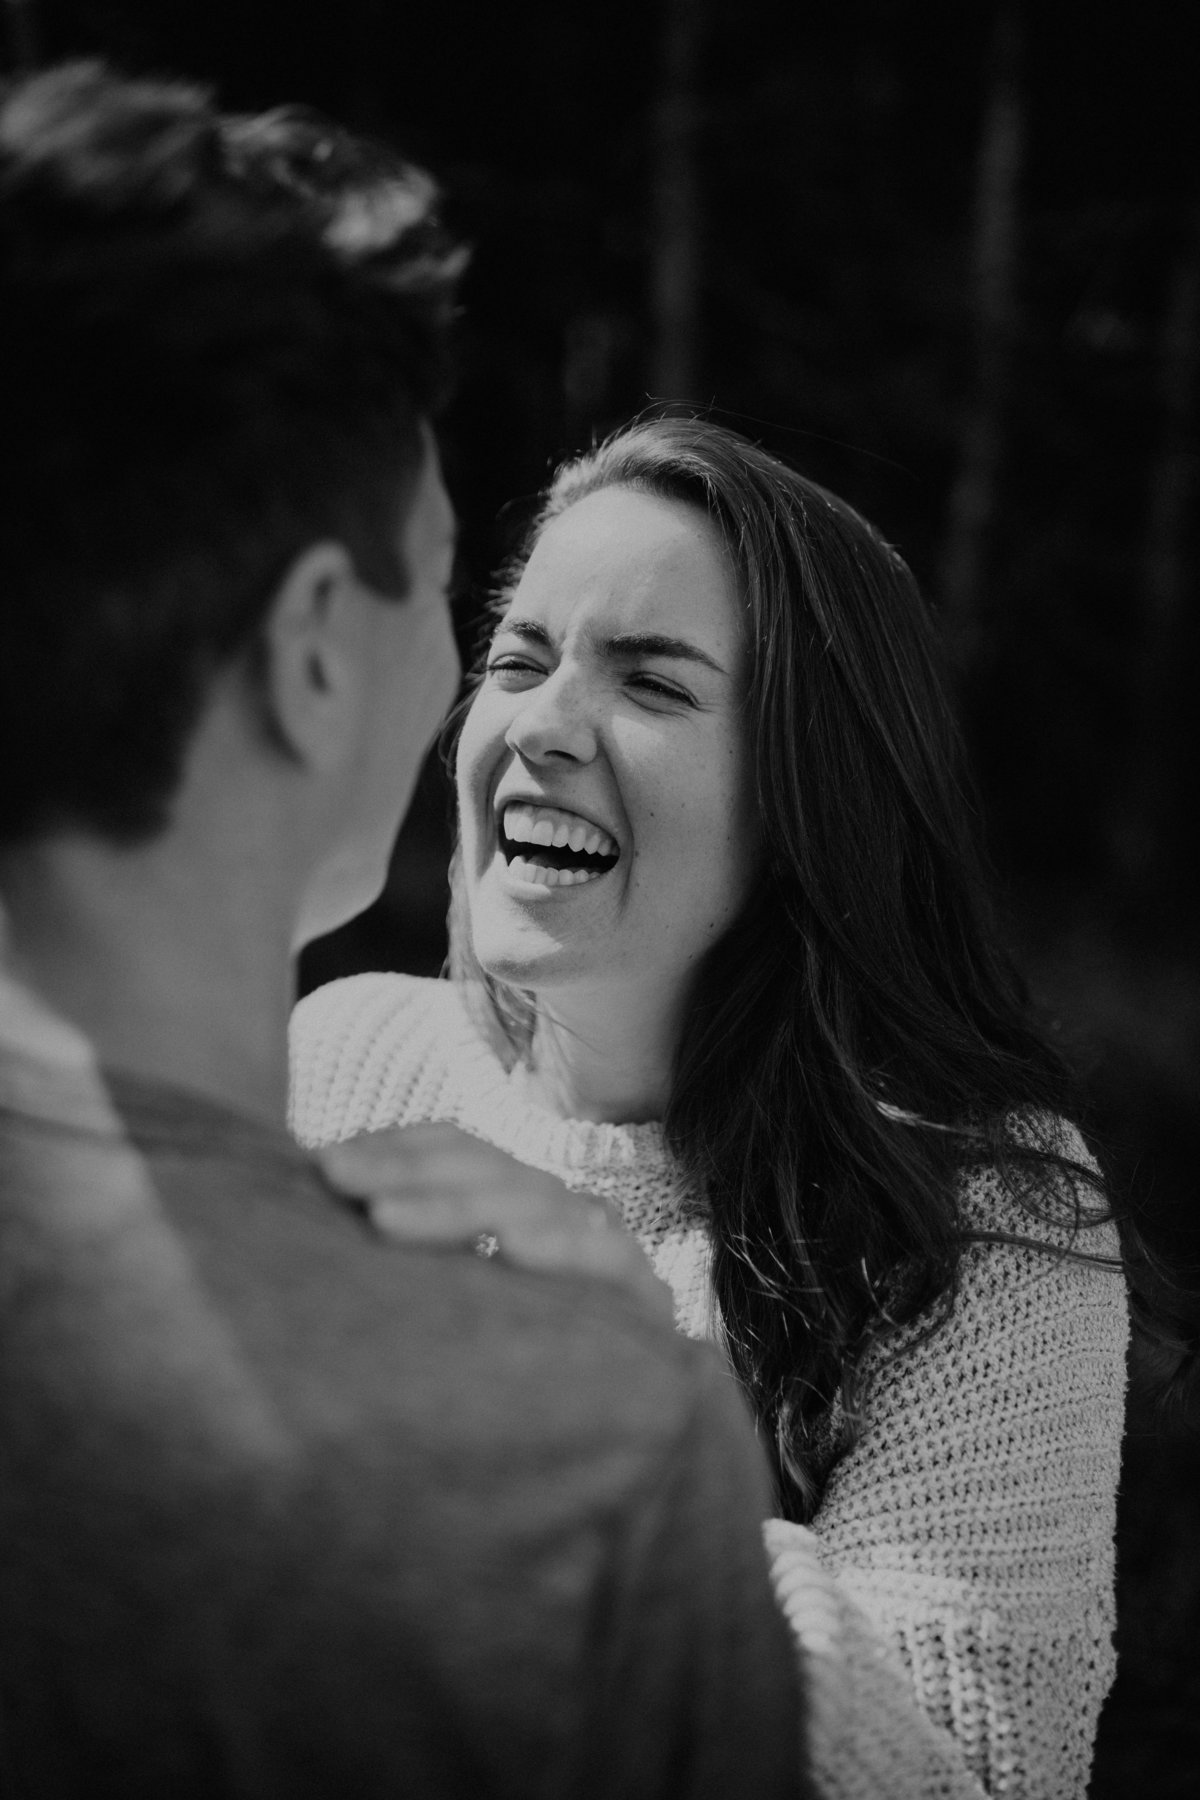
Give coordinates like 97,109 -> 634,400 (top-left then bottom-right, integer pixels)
318,1122 -> 575,1209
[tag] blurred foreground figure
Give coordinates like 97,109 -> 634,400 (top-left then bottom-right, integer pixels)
0,64 -> 803,1797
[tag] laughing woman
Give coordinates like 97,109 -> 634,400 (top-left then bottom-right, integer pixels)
290,418 -> 1129,1800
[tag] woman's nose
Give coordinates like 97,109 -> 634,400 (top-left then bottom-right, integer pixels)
504,670 -> 598,764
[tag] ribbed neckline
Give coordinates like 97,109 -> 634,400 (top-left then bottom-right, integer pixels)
434,982 -> 679,1193
496,1057 -> 673,1175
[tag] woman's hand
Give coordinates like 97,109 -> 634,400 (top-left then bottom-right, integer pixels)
317,1122 -> 673,1318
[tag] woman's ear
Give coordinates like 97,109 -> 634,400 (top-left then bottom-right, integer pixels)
255,541 -> 365,769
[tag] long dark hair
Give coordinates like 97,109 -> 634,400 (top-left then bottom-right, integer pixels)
448,415 -> 1117,1519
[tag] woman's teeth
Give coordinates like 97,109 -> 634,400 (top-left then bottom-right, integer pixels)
506,857 -> 599,887
502,804 -> 617,860
498,803 -> 619,885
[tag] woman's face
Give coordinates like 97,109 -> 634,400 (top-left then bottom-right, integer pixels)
456,484 -> 758,1013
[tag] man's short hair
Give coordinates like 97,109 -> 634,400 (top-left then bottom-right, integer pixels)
0,62 -> 465,844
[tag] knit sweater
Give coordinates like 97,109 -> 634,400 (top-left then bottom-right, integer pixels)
290,973 -> 1130,1800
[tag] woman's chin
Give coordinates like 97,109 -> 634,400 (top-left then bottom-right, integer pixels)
471,912 -> 594,997
474,941 -> 582,995
467,867 -> 609,987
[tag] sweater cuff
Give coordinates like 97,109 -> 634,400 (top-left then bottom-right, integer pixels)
764,1519 -> 988,1800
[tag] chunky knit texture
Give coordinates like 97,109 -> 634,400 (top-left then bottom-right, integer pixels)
290,973 -> 1130,1800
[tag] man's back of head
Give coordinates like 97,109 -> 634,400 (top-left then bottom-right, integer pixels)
0,58 -> 463,847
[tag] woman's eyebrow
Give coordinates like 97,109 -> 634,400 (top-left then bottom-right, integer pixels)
490,619 -> 729,679
598,632 -> 729,677
489,617 -> 552,648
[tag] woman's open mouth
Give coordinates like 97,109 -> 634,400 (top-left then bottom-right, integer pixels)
498,803 -> 619,888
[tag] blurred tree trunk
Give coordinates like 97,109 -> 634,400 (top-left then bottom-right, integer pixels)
650,0 -> 706,404
1110,208 -> 1200,895
1138,213 -> 1200,731
939,5 -> 1025,674
4,0 -> 42,70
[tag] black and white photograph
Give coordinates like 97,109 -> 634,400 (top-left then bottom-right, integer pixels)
2,3 -> 1198,1795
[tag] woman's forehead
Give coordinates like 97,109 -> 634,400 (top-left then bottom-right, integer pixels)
509,486 -> 741,648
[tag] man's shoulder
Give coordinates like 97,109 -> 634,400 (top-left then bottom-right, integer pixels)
266,1175 -> 741,1477
114,1087 -> 733,1479
3,1064 -> 745,1524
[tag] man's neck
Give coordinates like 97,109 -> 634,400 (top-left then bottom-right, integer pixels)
0,832 -> 295,1126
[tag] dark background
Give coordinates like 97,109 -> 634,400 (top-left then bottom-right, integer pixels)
6,1 -> 1198,1788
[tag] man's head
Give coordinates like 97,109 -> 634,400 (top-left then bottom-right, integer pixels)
0,62 -> 464,923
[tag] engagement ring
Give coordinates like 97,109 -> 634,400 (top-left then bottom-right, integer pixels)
473,1230 -> 501,1260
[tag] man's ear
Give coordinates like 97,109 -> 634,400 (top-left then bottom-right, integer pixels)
255,542 -> 365,769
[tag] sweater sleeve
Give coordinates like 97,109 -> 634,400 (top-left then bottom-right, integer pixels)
766,1138 -> 1128,1800
289,975 -> 493,1147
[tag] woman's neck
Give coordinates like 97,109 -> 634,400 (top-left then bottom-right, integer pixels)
525,985 -> 682,1125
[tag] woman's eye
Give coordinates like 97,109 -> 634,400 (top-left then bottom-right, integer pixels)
486,655 -> 545,684
628,673 -> 694,706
